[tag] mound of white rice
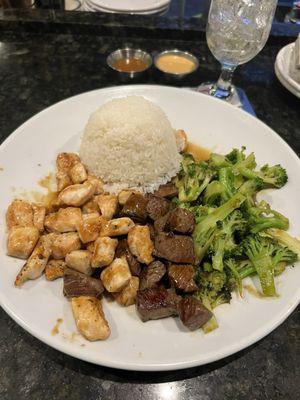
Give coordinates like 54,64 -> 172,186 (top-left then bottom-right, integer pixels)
80,96 -> 182,193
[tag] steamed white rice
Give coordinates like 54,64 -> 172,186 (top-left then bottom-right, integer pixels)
80,96 -> 182,193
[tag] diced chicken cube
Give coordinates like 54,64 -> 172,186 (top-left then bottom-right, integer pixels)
82,197 -> 99,214
56,152 -> 80,172
7,226 -> 39,259
45,259 -> 67,281
77,213 -> 102,243
56,170 -> 72,192
45,207 -> 82,233
118,189 -> 138,206
101,257 -> 131,293
96,194 -> 118,220
32,204 -> 46,232
6,200 -> 33,230
86,242 -> 95,253
71,296 -> 110,341
14,234 -> 53,286
91,236 -> 118,268
127,225 -> 154,264
86,175 -> 104,195
69,162 -> 87,184
58,182 -> 95,207
175,129 -> 188,152
114,276 -> 139,307
100,217 -> 135,237
51,232 -> 81,259
65,250 -> 92,275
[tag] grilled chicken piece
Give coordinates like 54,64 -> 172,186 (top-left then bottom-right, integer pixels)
64,268 -> 104,298
71,296 -> 110,341
100,217 -> 135,237
86,175 -> 104,195
45,259 -> 67,281
51,232 -> 81,259
118,189 -> 138,206
56,152 -> 80,172
65,250 -> 92,275
6,200 -> 33,230
86,241 -> 95,253
45,207 -> 82,233
32,204 -> 46,232
175,129 -> 188,152
100,257 -> 131,293
7,226 -> 39,259
115,238 -> 141,277
91,236 -> 118,268
15,234 -> 53,286
82,197 -> 99,214
96,194 -> 118,220
56,153 -> 80,191
127,225 -> 154,265
77,213 -> 102,243
56,170 -> 72,192
114,276 -> 139,307
69,162 -> 87,184
58,182 -> 95,207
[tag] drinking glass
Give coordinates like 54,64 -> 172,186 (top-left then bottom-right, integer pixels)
198,0 -> 278,103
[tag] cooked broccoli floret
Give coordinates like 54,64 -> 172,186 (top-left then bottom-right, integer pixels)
193,193 -> 246,263
226,259 -> 243,296
208,153 -> 231,169
218,167 -> 236,202
243,235 -> 297,296
226,147 -> 246,164
175,154 -> 214,202
233,152 -> 257,174
246,201 -> 289,233
203,181 -> 225,206
236,163 -> 287,189
266,229 -> 300,260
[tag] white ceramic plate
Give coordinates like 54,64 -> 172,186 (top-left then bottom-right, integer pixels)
91,0 -> 170,12
275,43 -> 300,98
0,85 -> 299,371
84,0 -> 169,14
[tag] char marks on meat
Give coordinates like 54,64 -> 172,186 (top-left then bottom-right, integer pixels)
166,208 -> 195,234
146,195 -> 170,221
63,268 -> 104,298
154,212 -> 170,234
115,238 -> 141,276
121,193 -> 148,223
168,264 -> 198,292
154,183 -> 178,199
139,260 -> 166,290
154,232 -> 195,264
136,287 -> 180,322
178,297 -> 213,331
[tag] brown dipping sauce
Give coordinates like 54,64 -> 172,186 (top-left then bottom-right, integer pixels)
113,58 -> 148,73
185,142 -> 211,161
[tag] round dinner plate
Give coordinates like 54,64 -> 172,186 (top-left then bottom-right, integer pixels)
275,43 -> 300,98
0,85 -> 299,371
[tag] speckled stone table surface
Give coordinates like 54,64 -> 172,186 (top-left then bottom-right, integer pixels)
0,25 -> 299,400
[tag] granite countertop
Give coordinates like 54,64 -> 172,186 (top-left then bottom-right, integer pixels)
0,17 -> 300,400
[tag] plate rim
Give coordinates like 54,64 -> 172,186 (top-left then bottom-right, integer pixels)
0,84 -> 300,371
275,43 -> 300,98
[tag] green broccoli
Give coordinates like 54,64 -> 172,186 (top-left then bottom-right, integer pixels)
202,181 -> 225,206
193,193 -> 246,263
218,167 -> 236,202
246,201 -> 289,233
226,147 -> 246,164
175,154 -> 214,202
236,163 -> 287,189
266,229 -> 300,260
243,235 -> 297,296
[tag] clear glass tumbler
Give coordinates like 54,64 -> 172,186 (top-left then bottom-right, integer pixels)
199,0 -> 278,103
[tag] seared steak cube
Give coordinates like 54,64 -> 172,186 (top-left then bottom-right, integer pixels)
146,195 -> 170,220
166,208 -> 195,234
136,287 -> 180,322
178,297 -> 212,331
154,183 -> 178,199
154,232 -> 195,264
63,268 -> 104,298
139,260 -> 166,290
168,264 -> 198,292
121,193 -> 148,223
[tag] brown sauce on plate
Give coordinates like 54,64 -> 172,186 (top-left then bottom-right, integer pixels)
185,142 -> 211,161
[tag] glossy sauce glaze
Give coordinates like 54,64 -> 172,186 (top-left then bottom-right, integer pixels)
113,58 -> 148,73
185,142 -> 211,161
